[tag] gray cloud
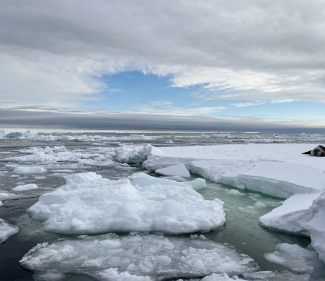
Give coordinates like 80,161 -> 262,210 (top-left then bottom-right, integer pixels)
1,108 -> 324,133
1,0 -> 325,107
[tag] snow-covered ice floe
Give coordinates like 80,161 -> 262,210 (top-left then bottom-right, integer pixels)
20,233 -> 258,280
260,191 -> 325,264
27,172 -> 223,234
144,144 -> 325,199
0,218 -> 19,243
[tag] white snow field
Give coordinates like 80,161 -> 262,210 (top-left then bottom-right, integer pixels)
0,218 -> 19,243
20,233 -> 258,280
143,144 -> 325,198
27,172 -> 224,234
12,166 -> 46,174
155,164 -> 190,177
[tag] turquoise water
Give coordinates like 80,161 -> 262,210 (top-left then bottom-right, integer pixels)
197,180 -> 311,271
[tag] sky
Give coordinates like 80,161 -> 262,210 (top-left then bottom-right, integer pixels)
1,0 -> 325,132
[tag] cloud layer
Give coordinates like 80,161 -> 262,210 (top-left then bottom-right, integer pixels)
1,0 -> 325,108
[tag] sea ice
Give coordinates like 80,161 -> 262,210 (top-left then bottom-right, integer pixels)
259,192 -> 321,236
13,184 -> 38,191
155,164 -> 190,177
306,192 -> 325,263
144,144 -> 325,199
20,233 -> 258,279
27,172 -> 224,234
264,243 -> 325,279
0,218 -> 19,243
13,166 -> 46,174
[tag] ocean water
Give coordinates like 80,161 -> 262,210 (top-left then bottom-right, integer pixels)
0,132 -> 324,281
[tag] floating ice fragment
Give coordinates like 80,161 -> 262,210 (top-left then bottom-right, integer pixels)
13,166 -> 46,174
13,183 -> 38,191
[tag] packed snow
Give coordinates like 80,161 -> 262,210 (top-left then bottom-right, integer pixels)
27,172 -> 224,234
13,184 -> 38,192
0,219 -> 19,243
20,233 -> 258,279
155,164 -> 190,177
12,166 -> 46,174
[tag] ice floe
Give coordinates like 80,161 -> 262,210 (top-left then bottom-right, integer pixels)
259,192 -> 321,236
27,172 -> 224,234
20,233 -> 258,279
144,144 -> 325,199
260,191 -> 325,265
155,164 -> 190,177
13,183 -> 38,191
0,218 -> 19,243
13,166 -> 46,174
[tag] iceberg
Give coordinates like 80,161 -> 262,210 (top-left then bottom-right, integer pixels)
20,233 -> 258,279
27,172 -> 225,234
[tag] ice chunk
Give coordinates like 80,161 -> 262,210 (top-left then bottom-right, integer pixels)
27,172 -> 225,234
115,145 -> 155,164
0,129 -> 9,138
155,164 -> 190,177
202,273 -> 245,281
306,192 -> 325,263
0,218 -> 19,243
264,243 -> 325,278
13,184 -> 38,191
259,192 -> 321,236
13,166 -> 46,174
20,234 -> 258,278
228,189 -> 245,196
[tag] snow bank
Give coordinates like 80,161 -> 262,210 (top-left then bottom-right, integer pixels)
144,144 -> 325,199
13,166 -> 46,174
155,164 -> 190,177
0,219 -> 19,243
13,184 -> 38,191
264,243 -> 325,278
20,233 -> 258,279
27,172 -> 225,234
